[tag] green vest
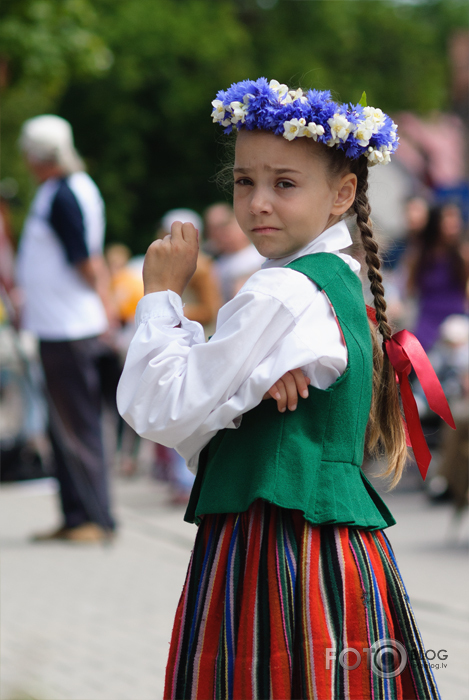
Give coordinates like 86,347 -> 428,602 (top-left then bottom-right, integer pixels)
185,253 -> 395,531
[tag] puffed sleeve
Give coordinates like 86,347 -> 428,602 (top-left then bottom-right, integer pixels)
116,279 -> 300,448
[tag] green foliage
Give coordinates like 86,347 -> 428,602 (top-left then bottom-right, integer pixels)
0,0 -> 112,232
0,0 -> 111,93
57,0 -> 252,248
237,0 -> 463,113
1,0 -> 467,252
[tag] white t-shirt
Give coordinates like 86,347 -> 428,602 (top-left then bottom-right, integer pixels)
117,220 -> 361,473
16,171 -> 108,340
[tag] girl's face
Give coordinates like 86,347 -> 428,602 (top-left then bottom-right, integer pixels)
233,130 -> 356,259
440,204 -> 463,245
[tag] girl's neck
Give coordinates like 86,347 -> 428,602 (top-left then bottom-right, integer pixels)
262,220 -> 352,267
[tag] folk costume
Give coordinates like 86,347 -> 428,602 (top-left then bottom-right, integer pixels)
117,79 -> 448,699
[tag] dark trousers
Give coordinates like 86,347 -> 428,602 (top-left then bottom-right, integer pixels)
40,337 -> 117,531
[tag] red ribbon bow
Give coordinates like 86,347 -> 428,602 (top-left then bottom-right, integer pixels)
384,329 -> 456,480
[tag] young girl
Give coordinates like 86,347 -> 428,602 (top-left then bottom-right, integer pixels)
117,78 -> 448,699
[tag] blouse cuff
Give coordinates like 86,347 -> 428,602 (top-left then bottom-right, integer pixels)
135,290 -> 185,326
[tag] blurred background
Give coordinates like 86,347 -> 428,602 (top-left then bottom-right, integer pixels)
1,0 -> 468,248
0,1 -> 468,699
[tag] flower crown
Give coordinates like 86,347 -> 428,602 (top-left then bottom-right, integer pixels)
211,77 -> 398,166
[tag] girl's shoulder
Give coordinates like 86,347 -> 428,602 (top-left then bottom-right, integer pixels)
234,265 -> 321,318
241,264 -> 317,292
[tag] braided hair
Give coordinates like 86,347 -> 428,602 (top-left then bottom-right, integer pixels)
350,158 -> 407,487
316,144 -> 408,486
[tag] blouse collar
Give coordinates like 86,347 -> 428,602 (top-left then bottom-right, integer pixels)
261,220 -> 353,270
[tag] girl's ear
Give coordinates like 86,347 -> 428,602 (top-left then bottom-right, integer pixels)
331,173 -> 357,216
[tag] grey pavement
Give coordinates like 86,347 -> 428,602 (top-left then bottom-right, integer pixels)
1,466 -> 468,700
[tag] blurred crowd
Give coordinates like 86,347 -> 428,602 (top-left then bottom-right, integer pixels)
0,111 -> 467,542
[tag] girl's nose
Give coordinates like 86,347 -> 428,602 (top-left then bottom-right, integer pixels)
249,187 -> 272,216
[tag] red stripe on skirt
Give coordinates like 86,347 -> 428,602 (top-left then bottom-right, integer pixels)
302,525 -> 334,700
341,528 -> 374,700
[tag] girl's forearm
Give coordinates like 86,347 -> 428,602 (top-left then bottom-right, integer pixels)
116,286 -> 300,447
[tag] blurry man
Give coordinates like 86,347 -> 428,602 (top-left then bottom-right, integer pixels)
204,202 -> 264,303
16,115 -> 117,542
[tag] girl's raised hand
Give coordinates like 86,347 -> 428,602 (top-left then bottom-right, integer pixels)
143,221 -> 199,297
263,368 -> 310,413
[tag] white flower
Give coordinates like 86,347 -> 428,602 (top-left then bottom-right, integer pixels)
379,146 -> 392,165
229,100 -> 249,124
367,148 -> 383,165
327,113 -> 353,145
367,145 -> 392,166
288,88 -> 308,104
270,79 -> 288,96
269,79 -> 282,91
269,79 -> 291,104
211,100 -> 232,126
304,122 -> 325,140
283,118 -> 304,141
362,107 -> 386,132
353,119 -> 374,147
211,99 -> 227,123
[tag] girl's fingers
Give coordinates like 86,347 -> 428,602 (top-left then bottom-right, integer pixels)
170,222 -> 198,251
268,381 -> 282,402
170,221 -> 183,240
266,369 -> 310,412
281,372 -> 301,411
272,380 -> 288,412
289,367 -> 310,399
181,222 -> 198,244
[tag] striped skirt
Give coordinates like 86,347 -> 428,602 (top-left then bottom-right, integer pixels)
164,500 -> 440,700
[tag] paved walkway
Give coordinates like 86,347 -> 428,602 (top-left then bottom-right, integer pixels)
1,469 -> 468,700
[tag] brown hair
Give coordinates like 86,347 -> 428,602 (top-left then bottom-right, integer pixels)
317,144 -> 408,487
407,203 -> 468,294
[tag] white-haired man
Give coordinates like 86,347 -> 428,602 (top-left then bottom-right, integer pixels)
16,115 -> 117,542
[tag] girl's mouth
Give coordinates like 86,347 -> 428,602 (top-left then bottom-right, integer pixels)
252,227 -> 280,234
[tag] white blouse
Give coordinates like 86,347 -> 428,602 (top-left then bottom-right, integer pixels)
116,220 -> 361,473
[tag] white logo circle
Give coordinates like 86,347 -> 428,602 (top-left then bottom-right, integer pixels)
370,639 -> 408,679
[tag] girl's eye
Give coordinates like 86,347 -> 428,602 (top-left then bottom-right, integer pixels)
277,180 -> 295,189
234,178 -> 253,186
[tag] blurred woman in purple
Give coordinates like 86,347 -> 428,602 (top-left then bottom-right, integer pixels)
408,203 -> 468,351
